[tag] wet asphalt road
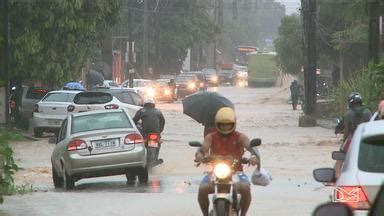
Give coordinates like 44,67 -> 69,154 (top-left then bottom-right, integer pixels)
0,86 -> 337,216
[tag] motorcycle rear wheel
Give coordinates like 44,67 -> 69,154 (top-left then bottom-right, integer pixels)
215,199 -> 229,216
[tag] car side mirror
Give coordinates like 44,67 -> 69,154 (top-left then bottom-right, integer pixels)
313,168 -> 336,183
189,141 -> 202,147
312,202 -> 353,216
332,151 -> 345,161
250,138 -> 261,147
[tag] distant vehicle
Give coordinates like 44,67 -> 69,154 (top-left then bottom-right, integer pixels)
247,52 -> 277,87
67,91 -> 140,118
121,79 -> 155,99
175,74 -> 199,98
234,45 -> 258,66
102,80 -> 120,89
182,71 -> 208,90
91,88 -> 144,107
313,120 -> 384,214
232,64 -> 249,87
153,79 -> 176,102
32,90 -> 81,138
51,109 -> 148,190
218,63 -> 236,84
201,68 -> 219,87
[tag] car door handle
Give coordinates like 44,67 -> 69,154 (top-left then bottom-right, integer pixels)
52,107 -> 57,110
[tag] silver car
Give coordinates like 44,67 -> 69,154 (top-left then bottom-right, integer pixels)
32,90 -> 81,137
314,120 -> 384,214
51,109 -> 147,190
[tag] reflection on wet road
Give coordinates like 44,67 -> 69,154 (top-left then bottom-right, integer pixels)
53,175 -> 201,194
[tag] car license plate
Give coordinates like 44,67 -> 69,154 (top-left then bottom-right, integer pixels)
93,139 -> 119,149
47,119 -> 61,125
148,140 -> 159,148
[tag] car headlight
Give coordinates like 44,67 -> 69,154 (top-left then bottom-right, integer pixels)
164,89 -> 171,95
213,163 -> 231,179
188,82 -> 196,89
146,88 -> 155,97
211,76 -> 218,82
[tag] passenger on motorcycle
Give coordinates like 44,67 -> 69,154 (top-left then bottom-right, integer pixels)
133,98 -> 165,137
194,107 -> 260,216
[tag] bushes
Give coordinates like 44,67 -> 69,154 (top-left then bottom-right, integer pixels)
331,63 -> 384,116
0,127 -> 19,204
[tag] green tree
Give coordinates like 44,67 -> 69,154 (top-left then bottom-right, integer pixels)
274,15 -> 303,75
7,0 -> 122,86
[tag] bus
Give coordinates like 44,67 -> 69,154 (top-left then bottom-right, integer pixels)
234,46 -> 258,66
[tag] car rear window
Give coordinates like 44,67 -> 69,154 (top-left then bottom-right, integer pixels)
43,92 -> 76,102
73,92 -> 112,104
176,75 -> 196,82
358,138 -> 384,173
71,111 -> 133,134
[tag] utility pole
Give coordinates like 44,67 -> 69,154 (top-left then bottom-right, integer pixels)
127,0 -> 134,88
300,0 -> 317,126
368,0 -> 380,64
143,0 -> 149,78
3,0 -> 10,124
213,0 -> 217,69
232,0 -> 238,20
218,0 -> 223,56
154,4 -> 160,78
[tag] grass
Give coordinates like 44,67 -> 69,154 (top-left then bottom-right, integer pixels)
248,54 -> 278,80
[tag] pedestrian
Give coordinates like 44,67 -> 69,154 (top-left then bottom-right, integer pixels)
290,80 -> 301,110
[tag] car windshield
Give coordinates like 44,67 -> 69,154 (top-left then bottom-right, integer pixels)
202,69 -> 216,75
134,80 -> 152,87
220,69 -> 233,74
358,138 -> 384,173
42,92 -> 76,102
106,81 -> 118,87
176,75 -> 196,82
73,92 -> 113,104
71,111 -> 132,134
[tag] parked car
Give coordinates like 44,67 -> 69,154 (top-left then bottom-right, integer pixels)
13,85 -> 49,130
91,88 -> 144,107
202,68 -> 219,86
67,91 -> 141,117
175,73 -> 199,98
153,79 -> 176,102
183,71 -> 208,90
51,109 -> 148,190
32,90 -> 82,137
313,120 -> 384,214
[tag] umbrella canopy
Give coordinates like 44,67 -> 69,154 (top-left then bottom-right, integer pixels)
87,69 -> 104,86
182,91 -> 234,126
63,82 -> 84,91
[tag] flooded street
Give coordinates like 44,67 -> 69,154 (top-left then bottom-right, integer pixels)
1,84 -> 339,216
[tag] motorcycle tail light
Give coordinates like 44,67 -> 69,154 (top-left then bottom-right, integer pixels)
213,163 -> 231,179
104,104 -> 119,109
333,186 -> 370,210
148,133 -> 159,140
33,104 -> 39,113
67,139 -> 87,151
124,133 -> 144,145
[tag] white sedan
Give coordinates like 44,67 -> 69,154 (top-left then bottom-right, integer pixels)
314,120 -> 384,215
67,91 -> 141,117
33,90 -> 82,138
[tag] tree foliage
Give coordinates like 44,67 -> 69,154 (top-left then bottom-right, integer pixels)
274,15 -> 303,75
123,0 -> 217,74
4,0 -> 122,86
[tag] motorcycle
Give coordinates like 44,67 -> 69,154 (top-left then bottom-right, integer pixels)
189,139 -> 261,216
136,123 -> 163,168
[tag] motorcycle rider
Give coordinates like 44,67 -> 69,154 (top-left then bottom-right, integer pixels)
334,92 -> 371,178
194,107 -> 260,216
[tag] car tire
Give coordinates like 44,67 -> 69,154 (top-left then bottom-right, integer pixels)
63,169 -> 75,190
34,128 -> 43,138
138,166 -> 148,183
52,165 -> 63,188
125,172 -> 136,184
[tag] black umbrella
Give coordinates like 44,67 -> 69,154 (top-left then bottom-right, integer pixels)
86,69 -> 104,86
182,91 -> 234,126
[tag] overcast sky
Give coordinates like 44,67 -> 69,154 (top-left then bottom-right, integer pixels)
275,0 -> 301,15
